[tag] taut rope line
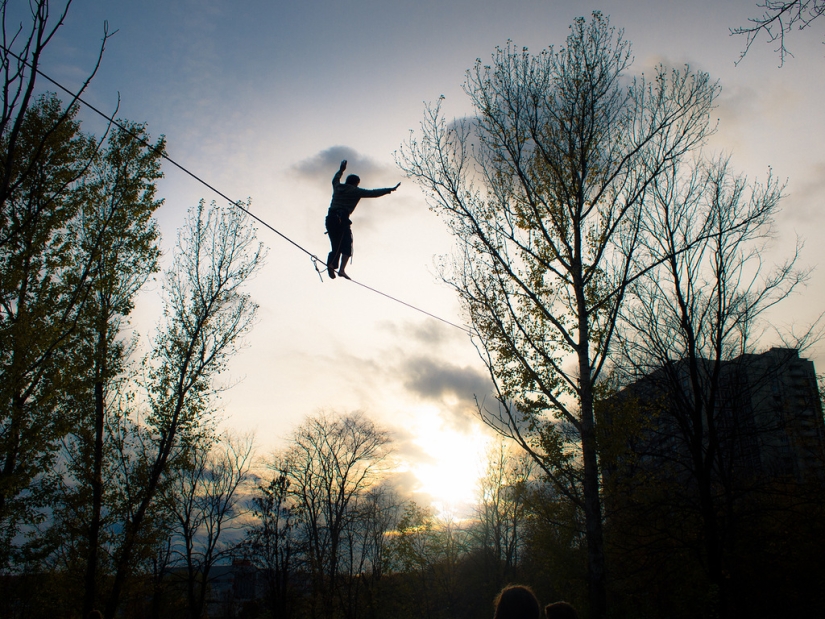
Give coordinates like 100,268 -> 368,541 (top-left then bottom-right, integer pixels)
2,46 -> 474,337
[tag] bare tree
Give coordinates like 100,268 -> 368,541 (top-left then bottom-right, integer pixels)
148,535 -> 178,619
473,443 -> 533,588
732,1 -> 825,64
284,411 -> 390,619
162,432 -> 254,619
337,484 -> 402,619
102,199 -> 265,619
0,0 -> 113,218
397,13 -> 718,617
388,502 -> 435,617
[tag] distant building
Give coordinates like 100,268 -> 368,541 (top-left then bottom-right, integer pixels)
604,348 -> 825,487
206,559 -> 262,618
734,348 -> 825,481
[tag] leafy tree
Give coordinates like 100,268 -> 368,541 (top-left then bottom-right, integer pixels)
0,2 -> 129,592
398,13 -> 718,616
67,119 -> 165,617
0,97 -> 176,619
0,94 -> 97,565
29,121 -> 165,617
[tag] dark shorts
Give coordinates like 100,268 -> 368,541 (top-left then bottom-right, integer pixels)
326,210 -> 353,256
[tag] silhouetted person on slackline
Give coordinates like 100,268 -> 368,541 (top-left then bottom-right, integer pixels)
326,159 -> 400,279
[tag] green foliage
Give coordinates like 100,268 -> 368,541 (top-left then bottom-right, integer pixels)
0,94 -> 166,572
0,95 -> 98,558
0,88 -> 265,619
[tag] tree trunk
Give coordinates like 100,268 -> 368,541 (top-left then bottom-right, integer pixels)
83,319 -> 108,617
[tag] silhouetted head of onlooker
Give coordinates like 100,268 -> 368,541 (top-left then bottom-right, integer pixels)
87,611 -> 104,619
544,601 -> 578,619
345,174 -> 360,186
493,584 -> 541,619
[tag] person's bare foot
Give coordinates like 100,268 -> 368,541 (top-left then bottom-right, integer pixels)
337,270 -> 351,280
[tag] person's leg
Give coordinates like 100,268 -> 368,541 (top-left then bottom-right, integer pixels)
325,213 -> 342,278
338,254 -> 350,279
337,225 -> 353,279
327,251 -> 339,278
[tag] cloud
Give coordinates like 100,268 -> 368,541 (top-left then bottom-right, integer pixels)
785,162 -> 825,224
382,469 -> 426,501
389,425 -> 438,465
315,338 -> 491,435
406,320 -> 453,347
292,146 -> 392,183
377,319 -> 462,349
713,83 -> 759,135
402,356 -> 491,402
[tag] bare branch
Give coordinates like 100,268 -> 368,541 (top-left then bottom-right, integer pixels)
732,0 -> 825,65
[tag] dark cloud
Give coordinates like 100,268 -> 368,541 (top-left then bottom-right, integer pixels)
377,319 -> 462,349
329,342 -> 492,435
292,146 -> 391,183
406,320 -> 455,347
444,403 -> 483,435
382,470 -> 426,501
402,356 -> 492,402
390,355 -> 494,434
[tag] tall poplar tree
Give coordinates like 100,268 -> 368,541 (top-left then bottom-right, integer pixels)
54,121 -> 166,616
0,95 -> 97,564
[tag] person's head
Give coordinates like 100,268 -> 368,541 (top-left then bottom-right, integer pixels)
345,174 -> 360,186
544,601 -> 578,619
493,584 -> 540,619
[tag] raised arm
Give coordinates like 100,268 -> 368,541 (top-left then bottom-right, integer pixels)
332,159 -> 347,187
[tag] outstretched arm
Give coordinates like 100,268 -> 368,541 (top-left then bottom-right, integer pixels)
357,182 -> 401,198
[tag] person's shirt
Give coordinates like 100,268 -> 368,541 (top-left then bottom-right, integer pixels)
329,169 -> 393,214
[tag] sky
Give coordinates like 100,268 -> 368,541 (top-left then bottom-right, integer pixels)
24,0 -> 825,512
